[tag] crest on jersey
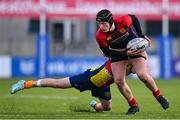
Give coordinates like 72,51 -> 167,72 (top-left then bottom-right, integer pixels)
120,28 -> 126,33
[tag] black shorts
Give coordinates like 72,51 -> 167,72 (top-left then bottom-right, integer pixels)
110,54 -> 146,63
69,70 -> 111,100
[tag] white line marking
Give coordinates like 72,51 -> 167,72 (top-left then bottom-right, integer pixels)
0,114 -> 117,117
3,94 -> 78,100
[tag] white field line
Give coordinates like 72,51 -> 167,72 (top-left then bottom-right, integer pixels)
0,114 -> 118,117
3,94 -> 79,100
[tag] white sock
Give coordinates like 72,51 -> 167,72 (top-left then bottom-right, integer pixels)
37,80 -> 42,87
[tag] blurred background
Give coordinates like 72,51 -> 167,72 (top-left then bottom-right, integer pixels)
0,0 -> 179,79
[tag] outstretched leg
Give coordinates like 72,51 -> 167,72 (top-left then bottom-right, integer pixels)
11,77 -> 72,94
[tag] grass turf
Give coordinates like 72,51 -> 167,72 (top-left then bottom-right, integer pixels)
0,78 -> 180,119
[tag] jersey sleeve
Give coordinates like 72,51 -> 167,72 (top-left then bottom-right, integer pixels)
129,14 -> 145,38
121,15 -> 133,28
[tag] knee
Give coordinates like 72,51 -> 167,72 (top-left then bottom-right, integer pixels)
102,104 -> 112,111
114,78 -> 126,87
52,80 -> 61,88
137,72 -> 149,82
103,107 -> 111,111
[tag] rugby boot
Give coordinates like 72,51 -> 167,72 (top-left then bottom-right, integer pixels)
90,100 -> 97,108
90,100 -> 99,111
156,95 -> 170,110
126,106 -> 140,115
11,80 -> 25,94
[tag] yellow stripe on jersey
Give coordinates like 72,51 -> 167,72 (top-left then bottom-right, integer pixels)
90,67 -> 112,87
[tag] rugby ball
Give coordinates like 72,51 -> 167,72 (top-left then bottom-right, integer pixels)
126,37 -> 148,52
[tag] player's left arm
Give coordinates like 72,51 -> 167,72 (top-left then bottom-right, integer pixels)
129,14 -> 145,38
129,14 -> 151,47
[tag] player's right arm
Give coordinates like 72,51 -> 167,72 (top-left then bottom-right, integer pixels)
96,31 -> 127,57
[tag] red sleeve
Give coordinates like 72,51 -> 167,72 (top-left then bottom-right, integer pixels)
96,29 -> 108,48
123,15 -> 132,27
116,15 -> 132,28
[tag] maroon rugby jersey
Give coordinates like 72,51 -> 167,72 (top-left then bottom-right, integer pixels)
96,15 -> 135,50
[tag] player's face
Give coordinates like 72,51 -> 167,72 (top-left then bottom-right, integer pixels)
97,22 -> 110,32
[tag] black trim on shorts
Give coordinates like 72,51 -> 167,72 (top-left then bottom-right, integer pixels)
110,54 -> 146,63
110,55 -> 128,63
129,55 -> 147,60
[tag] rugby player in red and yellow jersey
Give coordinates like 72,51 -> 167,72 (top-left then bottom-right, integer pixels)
11,58 -> 134,112
95,9 -> 169,114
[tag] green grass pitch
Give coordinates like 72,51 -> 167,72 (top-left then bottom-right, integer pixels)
0,78 -> 180,119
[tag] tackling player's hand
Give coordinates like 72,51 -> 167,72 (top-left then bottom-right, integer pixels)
127,49 -> 142,56
144,36 -> 151,47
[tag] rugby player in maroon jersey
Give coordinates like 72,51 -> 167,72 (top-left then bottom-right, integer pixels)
95,9 -> 169,114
